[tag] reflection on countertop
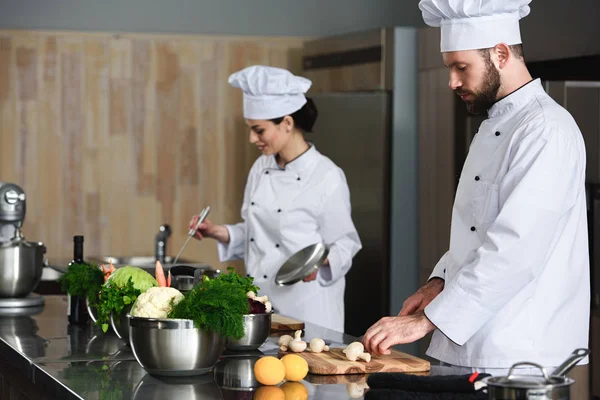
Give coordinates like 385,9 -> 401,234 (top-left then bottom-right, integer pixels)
0,296 -> 371,399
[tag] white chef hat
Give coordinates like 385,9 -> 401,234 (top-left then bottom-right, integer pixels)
418,0 -> 532,52
228,65 -> 312,120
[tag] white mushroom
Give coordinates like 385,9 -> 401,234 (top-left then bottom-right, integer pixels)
346,382 -> 370,398
309,338 -> 330,353
246,291 -> 256,299
278,334 -> 293,351
264,301 -> 272,313
254,295 -> 269,303
288,330 -> 307,353
343,342 -> 371,362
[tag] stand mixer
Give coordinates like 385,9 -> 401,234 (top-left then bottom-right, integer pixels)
0,182 -> 45,312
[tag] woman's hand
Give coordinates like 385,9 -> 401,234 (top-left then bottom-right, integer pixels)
188,217 -> 230,243
303,258 -> 329,282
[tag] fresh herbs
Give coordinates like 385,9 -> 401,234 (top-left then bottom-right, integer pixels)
58,263 -> 104,304
167,267 -> 258,339
217,266 -> 259,294
95,277 -> 141,333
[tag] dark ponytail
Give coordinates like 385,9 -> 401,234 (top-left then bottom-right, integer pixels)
270,98 -> 318,133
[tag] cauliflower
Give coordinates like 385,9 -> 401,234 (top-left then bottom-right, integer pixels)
130,287 -> 184,318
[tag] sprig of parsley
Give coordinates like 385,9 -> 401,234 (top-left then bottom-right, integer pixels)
58,263 -> 104,305
167,268 -> 257,339
95,277 -> 141,333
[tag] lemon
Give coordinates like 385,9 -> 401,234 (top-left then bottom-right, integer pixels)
280,381 -> 309,400
254,385 -> 285,400
254,356 -> 286,386
280,354 -> 309,382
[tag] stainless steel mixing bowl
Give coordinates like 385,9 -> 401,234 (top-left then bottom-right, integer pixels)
226,312 -> 271,351
0,239 -> 45,298
128,315 -> 225,376
110,304 -> 132,342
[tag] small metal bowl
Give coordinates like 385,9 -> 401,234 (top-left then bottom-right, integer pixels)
128,315 -> 226,376
110,304 -> 132,342
226,312 -> 272,351
86,299 -> 99,324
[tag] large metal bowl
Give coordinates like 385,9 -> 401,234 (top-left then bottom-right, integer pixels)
110,304 -> 132,342
128,316 -> 225,376
0,240 -> 45,297
226,313 -> 271,351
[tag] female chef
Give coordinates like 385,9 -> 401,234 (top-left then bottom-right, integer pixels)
189,65 -> 361,332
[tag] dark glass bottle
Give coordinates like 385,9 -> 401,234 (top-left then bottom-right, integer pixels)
67,235 -> 90,325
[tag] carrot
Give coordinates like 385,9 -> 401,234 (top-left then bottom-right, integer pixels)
102,264 -> 110,282
109,260 -> 116,274
167,270 -> 172,288
155,260 -> 167,287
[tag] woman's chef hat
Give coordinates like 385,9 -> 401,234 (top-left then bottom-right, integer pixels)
228,65 -> 312,120
418,0 -> 532,52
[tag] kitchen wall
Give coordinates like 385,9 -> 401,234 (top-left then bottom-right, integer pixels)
0,29 -> 304,268
0,0 -> 423,37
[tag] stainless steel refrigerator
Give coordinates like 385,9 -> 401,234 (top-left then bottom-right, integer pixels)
302,27 -> 419,344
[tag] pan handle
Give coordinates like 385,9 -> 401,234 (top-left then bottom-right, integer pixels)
551,348 -> 590,377
507,362 -> 549,382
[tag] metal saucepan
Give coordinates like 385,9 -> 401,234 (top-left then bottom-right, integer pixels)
168,265 -> 220,292
482,348 -> 590,400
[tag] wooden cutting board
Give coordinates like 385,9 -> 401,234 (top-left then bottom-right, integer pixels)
278,347 -> 430,375
270,314 -> 305,332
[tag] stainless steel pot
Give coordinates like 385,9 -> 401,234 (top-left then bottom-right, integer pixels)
483,348 -> 590,400
0,236 -> 45,298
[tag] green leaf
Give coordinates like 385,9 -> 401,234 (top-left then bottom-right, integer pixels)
123,296 -> 131,305
102,324 -> 109,333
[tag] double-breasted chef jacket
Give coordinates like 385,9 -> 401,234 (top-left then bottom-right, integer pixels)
425,79 -> 590,369
218,145 -> 362,332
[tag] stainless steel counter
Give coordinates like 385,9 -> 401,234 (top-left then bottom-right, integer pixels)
0,296 -> 369,400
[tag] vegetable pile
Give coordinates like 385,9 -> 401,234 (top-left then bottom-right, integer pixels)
167,267 -> 263,339
95,266 -> 158,332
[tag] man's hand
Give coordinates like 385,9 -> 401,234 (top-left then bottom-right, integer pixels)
362,312 -> 436,356
399,278 -> 444,316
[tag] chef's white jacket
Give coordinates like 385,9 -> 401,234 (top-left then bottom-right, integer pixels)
218,145 -> 362,332
425,79 -> 590,368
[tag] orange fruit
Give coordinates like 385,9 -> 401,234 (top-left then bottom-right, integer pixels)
254,356 -> 286,386
280,354 -> 308,382
254,385 -> 285,400
280,381 -> 309,400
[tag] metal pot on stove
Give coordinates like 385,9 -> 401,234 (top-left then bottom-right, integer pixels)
482,348 -> 589,400
169,265 -> 220,292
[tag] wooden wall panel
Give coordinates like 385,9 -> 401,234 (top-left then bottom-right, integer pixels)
0,30 -> 305,271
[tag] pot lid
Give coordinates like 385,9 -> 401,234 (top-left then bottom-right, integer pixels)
275,242 -> 329,286
485,374 -> 572,389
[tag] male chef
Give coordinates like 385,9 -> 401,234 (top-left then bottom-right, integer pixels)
363,0 -> 590,377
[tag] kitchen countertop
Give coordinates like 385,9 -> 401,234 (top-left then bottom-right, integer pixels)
0,295 -> 377,400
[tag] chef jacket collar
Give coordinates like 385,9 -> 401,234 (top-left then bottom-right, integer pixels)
266,144 -> 319,173
488,78 -> 544,119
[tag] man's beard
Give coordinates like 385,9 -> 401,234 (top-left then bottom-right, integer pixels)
457,55 -> 501,115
